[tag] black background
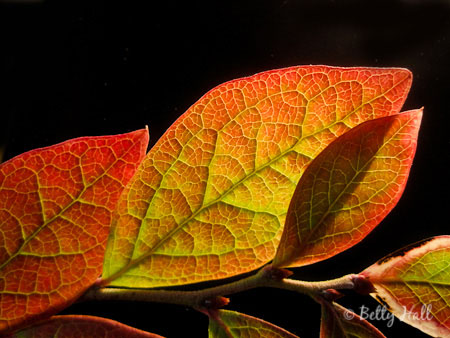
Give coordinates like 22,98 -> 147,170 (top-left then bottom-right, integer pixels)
1,0 -> 449,337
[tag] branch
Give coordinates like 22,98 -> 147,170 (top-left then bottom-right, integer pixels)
80,265 -> 359,309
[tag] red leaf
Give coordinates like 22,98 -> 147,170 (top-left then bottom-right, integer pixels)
273,109 -> 422,268
320,302 -> 386,338
6,315 -> 164,338
0,130 -> 149,333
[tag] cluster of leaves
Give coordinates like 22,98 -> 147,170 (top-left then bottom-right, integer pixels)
0,66 -> 448,337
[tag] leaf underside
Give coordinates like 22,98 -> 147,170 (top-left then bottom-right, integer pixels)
0,130 -> 149,333
6,315 -> 164,338
273,109 -> 422,268
362,235 -> 450,337
208,309 -> 299,338
102,66 -> 412,288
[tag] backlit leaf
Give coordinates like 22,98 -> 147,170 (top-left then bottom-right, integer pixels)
6,315 -> 164,338
361,236 -> 450,337
273,109 -> 422,268
0,130 -> 149,333
208,309 -> 299,338
102,66 -> 412,288
320,302 -> 386,338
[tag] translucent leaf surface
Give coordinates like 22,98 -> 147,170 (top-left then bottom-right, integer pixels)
0,130 -> 149,333
208,309 -> 299,338
361,236 -> 450,337
320,302 -> 386,338
6,315 -> 163,338
102,66 -> 412,287
273,109 -> 422,268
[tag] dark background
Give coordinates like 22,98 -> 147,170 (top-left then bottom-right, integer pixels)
1,0 -> 449,337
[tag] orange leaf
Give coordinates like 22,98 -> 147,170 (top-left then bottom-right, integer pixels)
208,309 -> 299,338
361,236 -> 450,337
6,315 -> 163,338
273,109 -> 422,268
0,130 -> 149,333
102,66 -> 412,288
320,302 -> 386,338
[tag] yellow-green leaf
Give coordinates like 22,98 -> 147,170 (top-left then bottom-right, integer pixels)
6,315 -> 164,338
361,236 -> 450,337
208,309 -> 299,338
102,66 -> 412,288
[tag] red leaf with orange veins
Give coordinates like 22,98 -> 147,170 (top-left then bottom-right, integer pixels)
320,302 -> 386,338
102,66 -> 412,288
361,236 -> 450,337
0,130 -> 149,333
273,109 -> 422,268
6,315 -> 164,338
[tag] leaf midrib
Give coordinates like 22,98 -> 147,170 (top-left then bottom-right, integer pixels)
105,73 -> 410,284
